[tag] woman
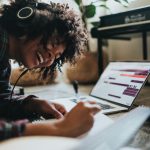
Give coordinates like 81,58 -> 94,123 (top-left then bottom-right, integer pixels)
0,0 -> 100,140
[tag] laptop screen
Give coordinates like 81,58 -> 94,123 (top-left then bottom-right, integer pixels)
91,62 -> 150,106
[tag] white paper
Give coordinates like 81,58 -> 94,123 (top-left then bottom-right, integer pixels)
51,97 -> 114,139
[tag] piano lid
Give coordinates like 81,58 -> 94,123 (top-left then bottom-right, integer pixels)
99,5 -> 150,28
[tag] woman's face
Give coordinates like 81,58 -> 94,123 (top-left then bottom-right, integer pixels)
17,35 -> 66,69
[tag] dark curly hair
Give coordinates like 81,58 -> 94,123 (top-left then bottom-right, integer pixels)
0,0 -> 87,79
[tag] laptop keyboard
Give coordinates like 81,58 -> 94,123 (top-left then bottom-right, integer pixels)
70,97 -> 114,110
96,102 -> 114,110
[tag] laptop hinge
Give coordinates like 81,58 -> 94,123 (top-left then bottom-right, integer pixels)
90,94 -> 130,108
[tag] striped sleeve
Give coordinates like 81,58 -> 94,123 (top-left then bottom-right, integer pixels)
0,119 -> 28,141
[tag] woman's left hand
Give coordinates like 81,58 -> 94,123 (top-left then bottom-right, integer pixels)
23,97 -> 67,119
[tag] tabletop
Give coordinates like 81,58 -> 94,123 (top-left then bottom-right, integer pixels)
19,81 -> 150,149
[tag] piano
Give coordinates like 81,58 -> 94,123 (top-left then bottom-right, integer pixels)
91,6 -> 150,75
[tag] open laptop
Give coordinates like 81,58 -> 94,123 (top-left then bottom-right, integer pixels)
51,62 -> 150,114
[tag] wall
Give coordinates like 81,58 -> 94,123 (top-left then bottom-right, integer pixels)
40,0 -> 150,61
41,0 -> 79,12
107,0 -> 150,61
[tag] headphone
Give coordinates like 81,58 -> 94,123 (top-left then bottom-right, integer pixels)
17,6 -> 35,20
16,2 -> 49,28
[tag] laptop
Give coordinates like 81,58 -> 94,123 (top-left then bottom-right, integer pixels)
51,62 -> 150,114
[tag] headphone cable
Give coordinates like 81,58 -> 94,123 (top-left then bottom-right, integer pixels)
10,68 -> 29,101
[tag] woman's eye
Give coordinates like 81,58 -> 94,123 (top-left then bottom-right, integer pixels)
54,38 -> 60,45
51,42 -> 55,48
50,41 -> 56,48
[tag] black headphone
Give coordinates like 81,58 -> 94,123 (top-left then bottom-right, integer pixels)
17,6 -> 35,20
16,2 -> 49,28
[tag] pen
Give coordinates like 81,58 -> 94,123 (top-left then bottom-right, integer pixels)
72,80 -> 80,103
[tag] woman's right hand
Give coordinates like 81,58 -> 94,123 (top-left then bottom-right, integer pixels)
58,101 -> 101,137
24,101 -> 101,137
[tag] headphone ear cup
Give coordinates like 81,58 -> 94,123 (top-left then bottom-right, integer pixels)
16,6 -> 35,28
17,6 -> 34,20
15,2 -> 47,37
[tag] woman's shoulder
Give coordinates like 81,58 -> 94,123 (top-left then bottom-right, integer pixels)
0,25 -> 9,62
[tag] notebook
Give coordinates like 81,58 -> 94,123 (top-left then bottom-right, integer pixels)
51,62 -> 150,114
75,106 -> 150,150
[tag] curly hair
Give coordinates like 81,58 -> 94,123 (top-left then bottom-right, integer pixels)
0,0 -> 87,79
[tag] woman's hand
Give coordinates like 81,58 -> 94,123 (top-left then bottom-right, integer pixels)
58,101 -> 101,137
24,101 -> 101,137
23,97 -> 67,119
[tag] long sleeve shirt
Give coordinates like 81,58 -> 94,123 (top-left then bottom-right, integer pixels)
0,26 -> 30,140
0,119 -> 28,140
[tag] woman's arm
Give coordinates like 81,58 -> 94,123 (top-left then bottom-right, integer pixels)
24,102 -> 100,137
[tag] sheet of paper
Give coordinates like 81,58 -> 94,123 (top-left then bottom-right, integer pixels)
88,112 -> 114,137
120,147 -> 141,150
51,97 -> 114,139
79,112 -> 114,139
51,97 -> 76,112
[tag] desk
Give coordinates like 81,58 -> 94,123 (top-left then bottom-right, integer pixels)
24,82 -> 150,149
0,136 -> 79,150
91,20 -> 150,75
2,82 -> 149,150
